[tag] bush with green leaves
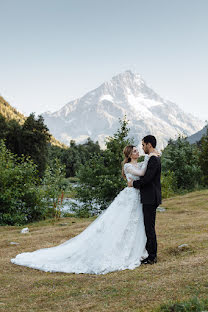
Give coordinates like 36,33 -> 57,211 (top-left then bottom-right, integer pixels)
42,158 -> 67,218
161,136 -> 202,191
0,140 -> 46,225
161,170 -> 176,199
74,119 -> 133,214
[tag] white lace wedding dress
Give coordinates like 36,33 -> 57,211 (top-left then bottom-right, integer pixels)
11,156 -> 150,275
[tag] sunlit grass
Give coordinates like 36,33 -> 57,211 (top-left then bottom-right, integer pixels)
1,189 -> 208,311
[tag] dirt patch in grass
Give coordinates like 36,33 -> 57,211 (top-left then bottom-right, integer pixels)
1,190 -> 208,311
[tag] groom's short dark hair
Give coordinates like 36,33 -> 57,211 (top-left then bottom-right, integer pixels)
143,135 -> 157,148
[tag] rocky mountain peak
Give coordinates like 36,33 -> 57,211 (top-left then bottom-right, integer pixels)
42,71 -> 204,150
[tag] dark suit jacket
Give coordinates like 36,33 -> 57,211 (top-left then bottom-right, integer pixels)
133,156 -> 161,206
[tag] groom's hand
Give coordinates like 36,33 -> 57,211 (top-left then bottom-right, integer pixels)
128,179 -> 133,187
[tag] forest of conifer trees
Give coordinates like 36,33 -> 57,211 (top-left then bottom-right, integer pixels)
1,109 -> 208,224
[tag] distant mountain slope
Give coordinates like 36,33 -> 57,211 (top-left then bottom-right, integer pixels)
186,125 -> 208,144
0,96 -> 67,148
42,70 -> 204,150
0,96 -> 26,124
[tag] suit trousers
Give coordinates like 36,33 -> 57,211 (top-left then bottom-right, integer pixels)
142,204 -> 157,260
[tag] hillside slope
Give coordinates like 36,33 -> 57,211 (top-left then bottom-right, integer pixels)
0,96 -> 67,148
187,124 -> 208,144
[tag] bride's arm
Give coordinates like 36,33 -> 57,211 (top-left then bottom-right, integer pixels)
125,155 -> 150,176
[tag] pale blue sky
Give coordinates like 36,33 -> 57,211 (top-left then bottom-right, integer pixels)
0,0 -> 207,122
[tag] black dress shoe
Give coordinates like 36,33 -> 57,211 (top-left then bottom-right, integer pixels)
141,257 -> 157,265
141,257 -> 149,264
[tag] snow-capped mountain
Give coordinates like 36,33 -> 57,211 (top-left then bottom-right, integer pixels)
42,70 -> 204,150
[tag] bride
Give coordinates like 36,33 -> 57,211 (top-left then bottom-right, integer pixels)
11,145 -> 155,275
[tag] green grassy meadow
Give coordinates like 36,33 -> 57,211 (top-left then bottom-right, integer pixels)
1,190 -> 208,311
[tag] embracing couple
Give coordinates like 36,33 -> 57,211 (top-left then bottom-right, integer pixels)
126,135 -> 161,265
11,135 -> 161,275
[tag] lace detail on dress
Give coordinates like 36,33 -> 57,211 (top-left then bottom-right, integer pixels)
124,155 -> 150,182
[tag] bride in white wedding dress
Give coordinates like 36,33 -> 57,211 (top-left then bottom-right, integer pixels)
11,145 -> 153,275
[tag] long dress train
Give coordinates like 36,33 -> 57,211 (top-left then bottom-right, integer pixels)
11,156 -> 150,274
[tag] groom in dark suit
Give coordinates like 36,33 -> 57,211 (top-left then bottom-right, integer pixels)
128,135 -> 161,264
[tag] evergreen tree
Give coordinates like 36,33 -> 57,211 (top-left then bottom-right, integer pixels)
0,113 -> 8,140
161,136 -> 202,190
0,113 -> 22,155
5,119 -> 22,156
21,113 -> 51,177
198,126 -> 208,185
74,118 -> 133,215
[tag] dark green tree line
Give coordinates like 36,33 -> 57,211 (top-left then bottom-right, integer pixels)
0,113 -> 51,177
161,136 -> 202,191
198,126 -> 208,185
48,138 -> 101,177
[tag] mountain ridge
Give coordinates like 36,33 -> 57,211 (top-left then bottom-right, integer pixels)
187,125 -> 208,144
42,70 -> 204,150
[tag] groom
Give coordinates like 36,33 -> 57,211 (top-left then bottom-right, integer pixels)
128,135 -> 161,264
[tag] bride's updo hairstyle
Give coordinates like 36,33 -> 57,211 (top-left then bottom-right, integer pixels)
122,145 -> 135,179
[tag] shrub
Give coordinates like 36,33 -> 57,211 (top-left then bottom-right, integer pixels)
41,158 -> 67,218
0,140 -> 46,225
161,171 -> 176,199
